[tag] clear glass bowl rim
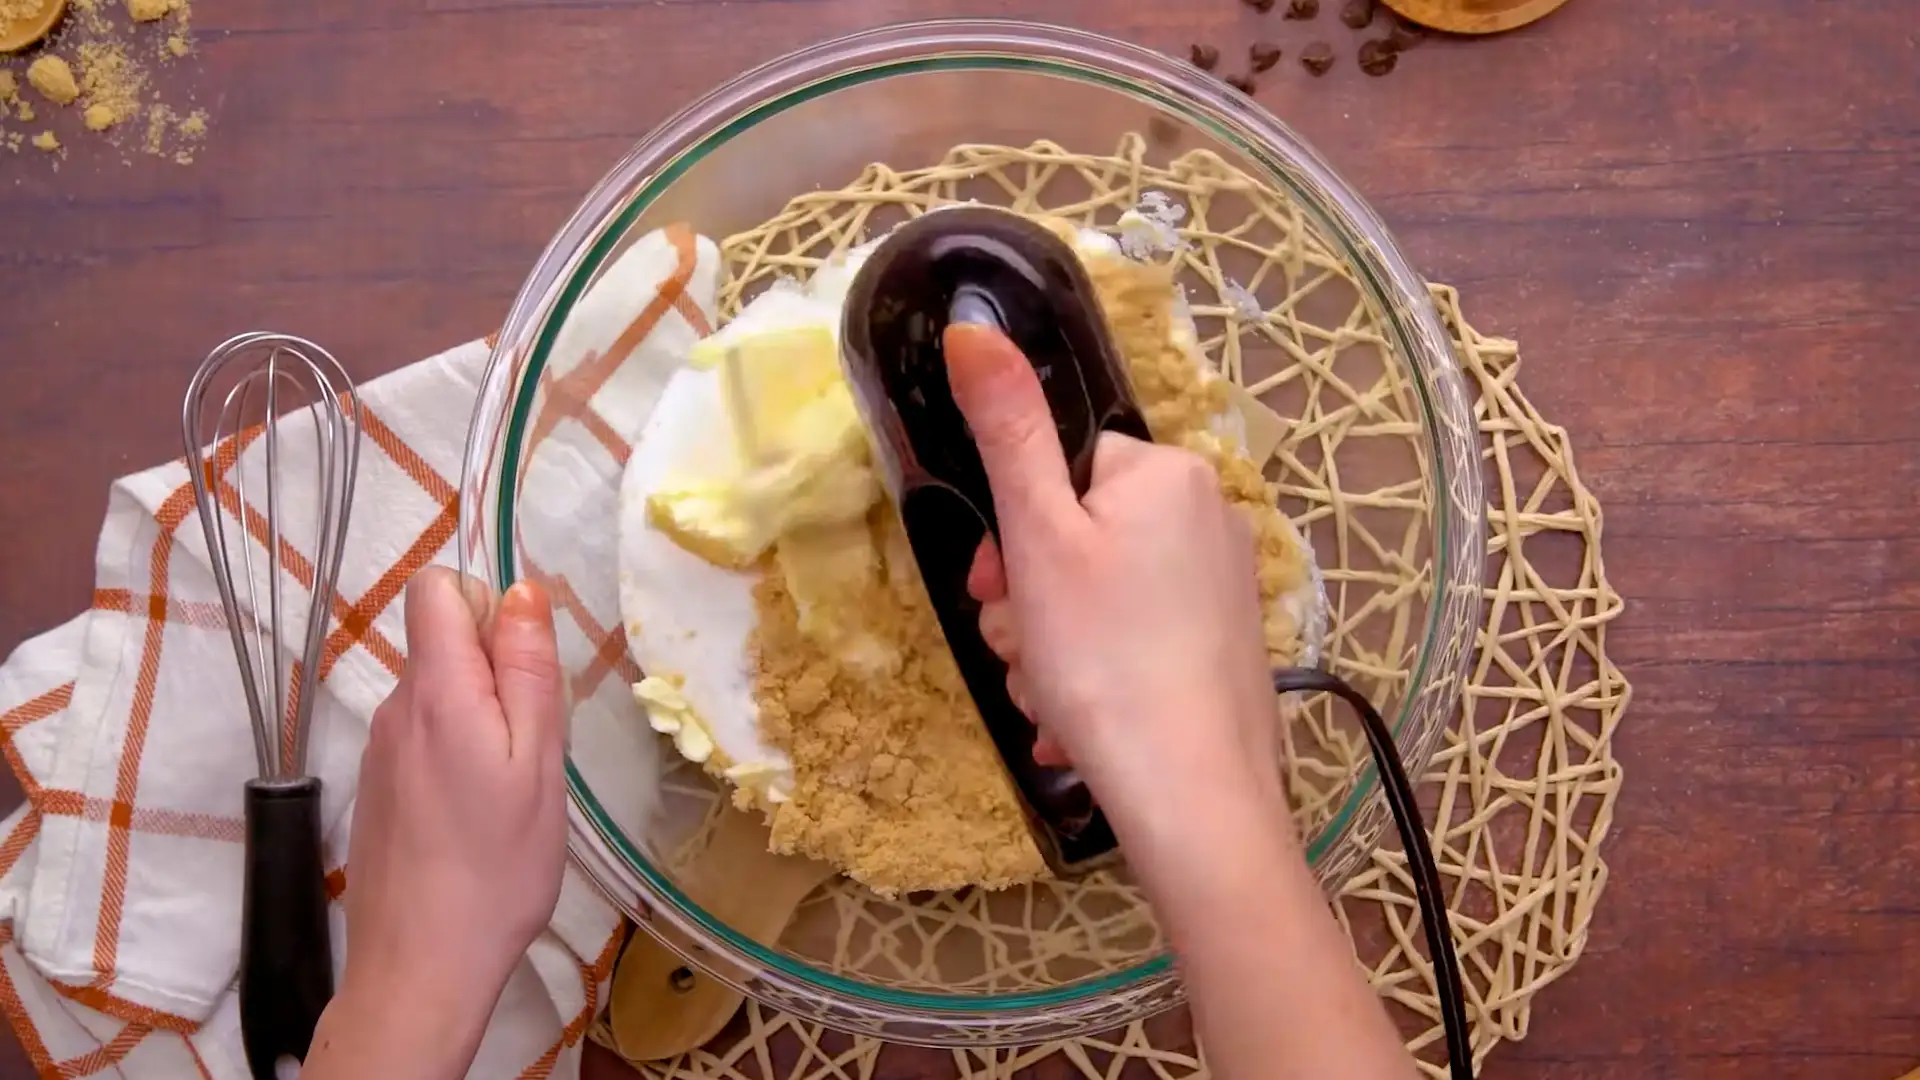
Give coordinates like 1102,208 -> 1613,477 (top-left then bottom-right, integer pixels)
458,17 -> 1485,1037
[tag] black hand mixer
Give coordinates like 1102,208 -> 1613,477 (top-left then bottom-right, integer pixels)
840,206 -> 1473,1079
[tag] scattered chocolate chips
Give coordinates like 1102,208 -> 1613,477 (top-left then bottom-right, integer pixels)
1193,0 -> 1420,86
1357,37 -> 1398,76
1386,16 -> 1426,50
1299,41 -> 1336,75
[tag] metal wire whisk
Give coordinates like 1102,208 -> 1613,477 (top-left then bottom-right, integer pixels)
180,331 -> 358,1079
182,332 -> 360,781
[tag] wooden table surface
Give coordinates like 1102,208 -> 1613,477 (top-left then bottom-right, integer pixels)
2,0 -> 1916,1076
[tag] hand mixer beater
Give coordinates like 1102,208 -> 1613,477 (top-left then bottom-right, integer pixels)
182,332 -> 361,1080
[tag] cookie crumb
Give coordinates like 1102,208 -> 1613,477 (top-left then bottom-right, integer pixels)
27,56 -> 80,105
164,32 -> 189,57
126,0 -> 173,19
32,130 -> 59,152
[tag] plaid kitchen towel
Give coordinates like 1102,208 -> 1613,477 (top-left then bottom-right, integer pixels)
0,225 -> 719,1078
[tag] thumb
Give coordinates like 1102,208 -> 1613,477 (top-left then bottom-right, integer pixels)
488,580 -> 567,763
943,322 -> 1079,536
403,566 -> 495,695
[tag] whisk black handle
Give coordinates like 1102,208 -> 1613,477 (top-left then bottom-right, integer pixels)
239,776 -> 334,1080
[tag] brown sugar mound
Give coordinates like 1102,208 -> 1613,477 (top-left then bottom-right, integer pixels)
1079,252 -> 1314,664
26,56 -> 78,105
744,235 -> 1315,896
752,513 -> 1046,897
126,0 -> 177,20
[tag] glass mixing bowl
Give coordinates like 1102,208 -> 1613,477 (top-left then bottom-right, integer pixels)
457,19 -> 1483,1047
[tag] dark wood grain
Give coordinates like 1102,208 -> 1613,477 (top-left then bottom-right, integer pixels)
4,0 -> 1918,1077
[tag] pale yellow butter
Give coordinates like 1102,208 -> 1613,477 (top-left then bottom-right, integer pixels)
632,676 -> 715,764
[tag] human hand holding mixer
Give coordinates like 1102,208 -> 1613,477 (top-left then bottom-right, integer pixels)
946,321 -> 1420,1080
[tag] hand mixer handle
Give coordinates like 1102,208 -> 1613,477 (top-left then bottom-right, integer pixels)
239,777 -> 334,1080
841,207 -> 1152,877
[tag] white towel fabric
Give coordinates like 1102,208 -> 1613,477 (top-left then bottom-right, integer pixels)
0,225 -> 720,1079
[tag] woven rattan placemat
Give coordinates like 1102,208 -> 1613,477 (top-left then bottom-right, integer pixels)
589,140 -> 1629,1078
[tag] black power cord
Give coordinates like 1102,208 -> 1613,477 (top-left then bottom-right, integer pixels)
1272,667 -> 1473,1080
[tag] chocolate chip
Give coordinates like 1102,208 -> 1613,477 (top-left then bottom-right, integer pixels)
1300,41 -> 1336,75
1249,41 -> 1282,71
1225,73 -> 1259,94
1358,38 -> 1398,76
1241,0 -> 1277,12
1190,43 -> 1221,70
1340,0 -> 1376,29
1285,0 -> 1319,18
1386,16 -> 1426,50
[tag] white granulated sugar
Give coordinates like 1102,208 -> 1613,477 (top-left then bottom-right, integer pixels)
1223,281 -> 1265,323
1118,190 -> 1189,260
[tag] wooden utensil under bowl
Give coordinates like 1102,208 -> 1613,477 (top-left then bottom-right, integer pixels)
607,810 -> 836,1060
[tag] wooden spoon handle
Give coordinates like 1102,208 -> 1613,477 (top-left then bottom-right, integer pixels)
605,811 -> 835,1061
608,924 -> 748,1061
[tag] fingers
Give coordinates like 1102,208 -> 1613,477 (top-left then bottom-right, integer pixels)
488,580 -> 567,763
403,566 -> 495,693
1088,429 -> 1158,483
979,597 -> 1019,662
967,536 -> 1007,602
943,323 -> 1080,539
1032,731 -> 1072,768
